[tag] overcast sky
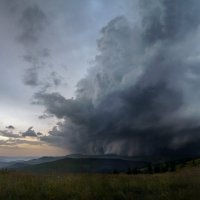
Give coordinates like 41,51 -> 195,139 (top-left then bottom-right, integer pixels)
1,0 -> 200,158
0,0 -> 138,156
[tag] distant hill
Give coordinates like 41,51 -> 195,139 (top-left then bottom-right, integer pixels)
7,156 -> 65,169
0,161 -> 13,168
10,155 -> 148,173
25,156 -> 64,165
4,154 -> 200,173
0,156 -> 38,169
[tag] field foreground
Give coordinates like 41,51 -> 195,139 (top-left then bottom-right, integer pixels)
0,167 -> 199,200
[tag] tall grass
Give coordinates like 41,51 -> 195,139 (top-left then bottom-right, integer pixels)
0,166 -> 199,200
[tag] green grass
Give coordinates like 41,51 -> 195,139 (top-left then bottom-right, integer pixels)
0,166 -> 199,200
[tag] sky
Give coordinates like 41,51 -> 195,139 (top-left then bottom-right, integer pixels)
0,0 -> 138,156
1,0 -> 200,157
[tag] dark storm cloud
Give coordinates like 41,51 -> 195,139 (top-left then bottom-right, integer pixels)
140,0 -> 200,43
35,0 -> 200,156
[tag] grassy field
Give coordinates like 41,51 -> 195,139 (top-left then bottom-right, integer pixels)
0,166 -> 199,200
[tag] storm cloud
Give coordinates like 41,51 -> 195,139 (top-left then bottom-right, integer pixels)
34,0 -> 200,156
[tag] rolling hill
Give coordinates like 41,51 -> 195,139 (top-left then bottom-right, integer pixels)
3,154 -> 200,173
8,155 -> 148,173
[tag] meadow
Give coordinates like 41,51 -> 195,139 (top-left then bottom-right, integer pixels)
0,165 -> 199,200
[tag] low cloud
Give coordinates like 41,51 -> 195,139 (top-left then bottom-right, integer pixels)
0,138 -> 43,147
0,130 -> 21,138
0,126 -> 44,148
21,126 -> 39,137
6,125 -> 15,130
38,113 -> 54,120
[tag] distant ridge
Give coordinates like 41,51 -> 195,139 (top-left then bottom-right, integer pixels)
2,154 -> 200,173
12,156 -> 147,173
